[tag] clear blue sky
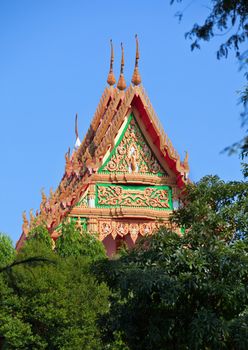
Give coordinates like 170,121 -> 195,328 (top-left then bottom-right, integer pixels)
0,0 -> 245,243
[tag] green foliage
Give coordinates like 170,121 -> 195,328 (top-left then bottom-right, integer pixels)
56,222 -> 106,261
0,233 -> 15,268
105,332 -> 130,350
242,161 -> 248,177
171,0 -> 248,58
172,175 -> 248,240
95,175 -> 248,350
0,240 -> 109,350
26,225 -> 53,249
2,175 -> 247,349
96,232 -> 248,349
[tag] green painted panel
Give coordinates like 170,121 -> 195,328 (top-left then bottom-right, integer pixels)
98,113 -> 167,177
96,184 -> 173,210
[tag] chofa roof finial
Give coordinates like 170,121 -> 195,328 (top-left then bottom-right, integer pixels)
107,39 -> 116,86
132,34 -> 141,86
117,42 -> 126,91
183,151 -> 189,168
74,113 -> 81,149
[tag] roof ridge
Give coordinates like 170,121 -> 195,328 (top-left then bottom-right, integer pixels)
93,91 -> 122,146
76,87 -> 114,160
139,85 -> 180,160
95,85 -> 134,158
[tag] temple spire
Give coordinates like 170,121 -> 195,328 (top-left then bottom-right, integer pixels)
132,34 -> 141,86
74,113 -> 81,149
107,39 -> 116,86
117,43 -> 126,90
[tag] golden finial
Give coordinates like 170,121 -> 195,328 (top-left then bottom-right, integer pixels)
132,34 -> 141,86
65,147 -> 72,176
29,208 -> 35,227
183,151 -> 189,166
65,147 -> 70,162
183,151 -> 189,171
22,211 -> 28,224
22,211 -> 29,234
117,43 -> 126,90
41,188 -> 47,205
85,147 -> 92,161
107,39 -> 116,86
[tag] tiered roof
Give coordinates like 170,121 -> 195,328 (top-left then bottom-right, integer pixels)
17,37 -> 189,249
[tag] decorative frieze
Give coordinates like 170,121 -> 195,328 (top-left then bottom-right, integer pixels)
96,184 -> 172,210
98,220 -> 166,243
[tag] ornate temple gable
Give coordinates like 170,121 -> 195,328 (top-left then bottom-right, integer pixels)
17,37 -> 190,253
98,113 -> 168,177
90,85 -> 189,188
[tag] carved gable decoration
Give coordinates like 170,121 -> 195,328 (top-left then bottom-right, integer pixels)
96,184 -> 173,210
98,114 -> 168,177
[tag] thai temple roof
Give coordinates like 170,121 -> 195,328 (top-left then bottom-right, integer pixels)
17,36 -> 189,250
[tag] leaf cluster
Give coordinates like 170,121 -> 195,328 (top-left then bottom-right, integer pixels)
56,221 -> 106,261
96,232 -> 248,349
0,225 -> 109,349
94,175 -> 248,349
171,0 -> 248,57
172,175 -> 248,240
0,234 -> 15,268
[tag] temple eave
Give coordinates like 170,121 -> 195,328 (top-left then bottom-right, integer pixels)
69,207 -> 173,219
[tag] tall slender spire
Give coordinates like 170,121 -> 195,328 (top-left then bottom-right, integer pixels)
117,43 -> 126,90
132,34 -> 141,86
74,113 -> 81,149
75,113 -> 79,139
107,39 -> 116,86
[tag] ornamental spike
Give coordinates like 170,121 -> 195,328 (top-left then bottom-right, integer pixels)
183,151 -> 189,166
74,113 -> 81,149
75,113 -> 79,139
117,43 -> 126,91
107,39 -> 116,86
132,34 -> 141,86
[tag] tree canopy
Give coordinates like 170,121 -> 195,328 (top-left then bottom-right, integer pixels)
56,222 -> 106,261
1,174 -> 248,349
0,226 -> 109,350
0,233 -> 15,268
95,175 -> 248,349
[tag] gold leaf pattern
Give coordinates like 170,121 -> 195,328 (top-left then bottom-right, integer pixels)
101,117 -> 167,175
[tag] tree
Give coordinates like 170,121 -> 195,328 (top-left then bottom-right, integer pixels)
0,227 -> 54,275
0,233 -> 109,349
95,175 -> 248,349
172,174 -> 248,240
26,225 -> 53,249
0,233 -> 15,268
56,222 -> 106,261
171,0 -> 248,156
